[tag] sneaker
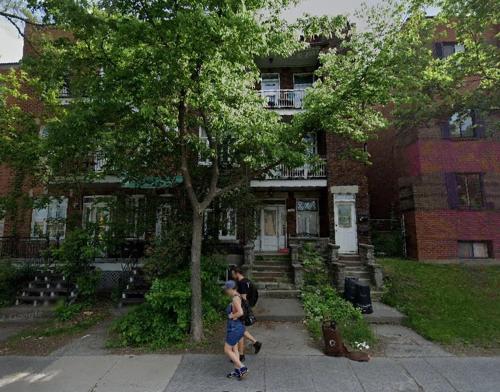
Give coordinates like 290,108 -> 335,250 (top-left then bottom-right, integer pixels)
227,368 -> 240,379
238,366 -> 248,380
253,341 -> 262,354
240,354 -> 246,362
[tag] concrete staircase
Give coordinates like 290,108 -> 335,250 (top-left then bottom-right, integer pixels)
252,253 -> 299,299
338,254 -> 383,300
16,271 -> 78,306
118,267 -> 150,307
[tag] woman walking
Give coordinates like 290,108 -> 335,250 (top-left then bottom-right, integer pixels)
223,280 -> 248,380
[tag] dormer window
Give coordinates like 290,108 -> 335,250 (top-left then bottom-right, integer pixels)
434,42 -> 465,59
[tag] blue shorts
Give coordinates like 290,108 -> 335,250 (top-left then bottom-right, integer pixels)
226,320 -> 245,346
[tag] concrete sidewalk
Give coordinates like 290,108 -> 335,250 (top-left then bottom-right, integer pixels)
1,354 -> 500,392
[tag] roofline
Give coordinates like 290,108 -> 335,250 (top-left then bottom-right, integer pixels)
0,62 -> 20,70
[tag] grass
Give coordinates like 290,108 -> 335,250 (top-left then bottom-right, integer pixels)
380,258 -> 500,349
0,302 -> 110,356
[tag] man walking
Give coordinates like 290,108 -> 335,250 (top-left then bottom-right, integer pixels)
231,267 -> 262,362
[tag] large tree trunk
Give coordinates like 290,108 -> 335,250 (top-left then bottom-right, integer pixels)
190,210 -> 204,341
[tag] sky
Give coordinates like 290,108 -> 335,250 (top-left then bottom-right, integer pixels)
0,0 -> 382,63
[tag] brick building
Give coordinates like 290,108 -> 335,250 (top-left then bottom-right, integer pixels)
0,31 -> 373,275
368,27 -> 500,261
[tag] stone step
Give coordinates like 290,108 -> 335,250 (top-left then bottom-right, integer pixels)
252,265 -> 291,272
16,296 -> 61,306
255,281 -> 295,290
254,298 -> 304,321
259,289 -> 300,299
252,271 -> 293,279
343,272 -> 371,280
122,289 -> 148,298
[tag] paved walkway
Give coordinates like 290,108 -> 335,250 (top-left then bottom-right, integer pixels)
1,354 -> 500,391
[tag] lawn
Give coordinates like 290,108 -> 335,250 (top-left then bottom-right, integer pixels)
380,258 -> 500,349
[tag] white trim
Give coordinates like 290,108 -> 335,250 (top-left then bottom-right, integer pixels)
251,179 -> 327,188
330,185 -> 359,194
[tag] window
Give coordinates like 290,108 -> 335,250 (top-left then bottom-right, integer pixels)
434,42 -> 465,59
261,73 -> 280,107
458,241 -> 490,258
155,198 -> 171,238
446,173 -> 484,209
204,208 -> 237,240
0,217 -> 4,237
449,112 -> 474,138
83,196 -> 114,234
31,198 -> 68,239
304,133 -> 318,156
125,195 -> 146,239
219,209 -> 237,240
293,73 -> 314,89
296,199 -> 319,237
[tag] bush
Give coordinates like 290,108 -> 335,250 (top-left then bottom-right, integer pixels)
0,262 -> 37,307
54,302 -> 84,322
52,229 -> 101,303
372,230 -> 404,257
300,245 -> 374,347
112,255 -> 226,348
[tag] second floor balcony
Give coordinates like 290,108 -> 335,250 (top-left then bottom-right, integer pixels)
261,89 -> 306,110
268,159 -> 326,179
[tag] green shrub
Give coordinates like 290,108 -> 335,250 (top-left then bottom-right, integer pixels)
54,302 -> 84,322
52,228 -> 101,302
301,244 -> 374,347
372,230 -> 404,257
112,255 -> 226,348
0,262 -> 37,307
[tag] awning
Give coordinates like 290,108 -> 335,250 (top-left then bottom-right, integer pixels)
122,175 -> 183,189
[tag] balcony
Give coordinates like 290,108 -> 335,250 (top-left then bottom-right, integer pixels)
250,158 -> 327,188
261,89 -> 306,110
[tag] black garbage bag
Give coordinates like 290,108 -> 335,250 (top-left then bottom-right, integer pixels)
355,282 -> 373,314
343,277 -> 358,304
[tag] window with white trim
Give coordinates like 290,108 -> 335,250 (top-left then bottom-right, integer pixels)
458,241 -> 490,258
82,196 -> 114,234
296,199 -> 319,237
31,197 -> 68,239
219,208 -> 237,240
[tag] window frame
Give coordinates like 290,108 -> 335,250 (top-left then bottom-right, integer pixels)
458,241 -> 490,259
455,173 -> 484,210
296,198 -> 320,237
435,41 -> 465,59
31,197 -> 68,240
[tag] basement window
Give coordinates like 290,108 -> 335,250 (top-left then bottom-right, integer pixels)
458,241 -> 490,259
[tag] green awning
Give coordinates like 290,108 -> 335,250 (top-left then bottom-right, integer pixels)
122,175 -> 183,189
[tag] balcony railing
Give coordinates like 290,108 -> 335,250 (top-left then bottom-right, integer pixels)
261,89 -> 306,109
267,158 -> 326,180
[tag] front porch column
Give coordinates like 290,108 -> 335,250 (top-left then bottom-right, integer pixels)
327,243 -> 345,291
289,243 -> 304,289
359,243 -> 384,289
242,243 -> 255,279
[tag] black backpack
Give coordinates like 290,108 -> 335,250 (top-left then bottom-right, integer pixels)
240,298 -> 257,326
246,279 -> 259,307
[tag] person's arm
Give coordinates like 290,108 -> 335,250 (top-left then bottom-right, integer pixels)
230,296 -> 244,320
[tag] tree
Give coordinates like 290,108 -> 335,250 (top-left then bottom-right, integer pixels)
11,0 -> 314,341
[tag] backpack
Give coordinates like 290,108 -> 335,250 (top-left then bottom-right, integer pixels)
240,298 -> 257,326
246,280 -> 259,307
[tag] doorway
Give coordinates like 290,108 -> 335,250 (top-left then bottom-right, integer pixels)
255,204 -> 286,252
334,194 -> 358,254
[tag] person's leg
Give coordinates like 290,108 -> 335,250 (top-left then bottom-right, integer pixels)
238,337 -> 245,356
244,330 -> 256,344
224,343 -> 242,368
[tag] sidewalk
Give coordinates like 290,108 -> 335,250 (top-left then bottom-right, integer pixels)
1,353 -> 500,392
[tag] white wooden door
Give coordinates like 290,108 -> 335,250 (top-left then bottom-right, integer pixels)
334,195 -> 358,254
257,205 -> 286,251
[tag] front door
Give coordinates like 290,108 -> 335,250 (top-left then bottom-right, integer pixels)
334,194 -> 358,253
256,205 -> 286,251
